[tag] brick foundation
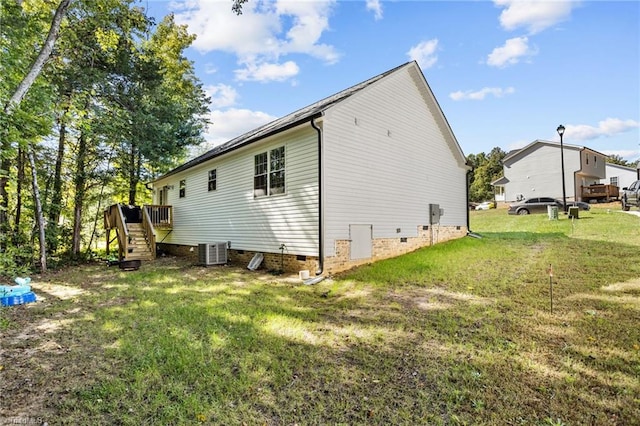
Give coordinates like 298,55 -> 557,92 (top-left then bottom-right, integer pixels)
323,225 -> 467,275
229,250 -> 319,274
158,224 -> 466,276
157,243 -> 319,274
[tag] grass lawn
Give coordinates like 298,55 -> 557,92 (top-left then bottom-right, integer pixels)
1,205 -> 639,425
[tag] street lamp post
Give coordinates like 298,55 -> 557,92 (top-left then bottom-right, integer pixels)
557,124 -> 567,213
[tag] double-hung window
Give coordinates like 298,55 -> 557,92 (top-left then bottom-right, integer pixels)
254,146 -> 285,197
208,169 -> 217,191
179,180 -> 186,198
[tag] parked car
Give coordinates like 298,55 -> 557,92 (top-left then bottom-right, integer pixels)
475,201 -> 495,210
507,197 -> 590,215
557,200 -> 591,211
621,180 -> 640,211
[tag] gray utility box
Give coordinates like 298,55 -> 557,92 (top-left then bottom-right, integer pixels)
568,206 -> 579,219
429,204 -> 443,225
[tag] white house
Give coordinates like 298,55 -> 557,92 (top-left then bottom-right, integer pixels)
493,140 -> 607,203
601,163 -> 638,190
147,61 -> 470,275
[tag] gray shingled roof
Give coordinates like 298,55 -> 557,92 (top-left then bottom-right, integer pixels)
155,62 -> 413,180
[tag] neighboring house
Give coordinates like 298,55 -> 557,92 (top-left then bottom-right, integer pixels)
147,61 -> 469,275
493,140 -> 607,203
601,163 -> 638,190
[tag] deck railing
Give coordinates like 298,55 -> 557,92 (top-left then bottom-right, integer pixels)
144,205 -> 173,229
581,184 -> 619,201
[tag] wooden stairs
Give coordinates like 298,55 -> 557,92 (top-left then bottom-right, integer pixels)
125,223 -> 154,261
105,204 -> 172,263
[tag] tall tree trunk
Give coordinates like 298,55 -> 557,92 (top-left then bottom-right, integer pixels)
128,143 -> 137,205
0,135 -> 10,247
27,145 -> 47,272
1,0 -> 73,242
48,101 -> 70,252
13,147 -> 25,245
71,129 -> 88,255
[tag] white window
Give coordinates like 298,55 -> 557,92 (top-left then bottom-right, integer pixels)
610,176 -> 618,186
208,169 -> 217,191
179,180 -> 186,198
254,146 -> 285,197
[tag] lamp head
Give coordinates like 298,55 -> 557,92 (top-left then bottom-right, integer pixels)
557,124 -> 565,136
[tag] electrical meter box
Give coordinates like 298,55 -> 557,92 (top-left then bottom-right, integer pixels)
429,204 -> 441,224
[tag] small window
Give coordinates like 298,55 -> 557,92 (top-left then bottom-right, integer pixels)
179,180 -> 186,198
254,146 -> 285,197
269,146 -> 285,195
610,176 -> 618,186
254,152 -> 268,197
208,169 -> 217,191
586,156 -> 589,165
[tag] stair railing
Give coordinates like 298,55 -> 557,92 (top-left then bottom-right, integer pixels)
142,206 -> 157,259
107,204 -> 129,260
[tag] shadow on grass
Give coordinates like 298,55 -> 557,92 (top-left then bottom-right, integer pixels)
2,237 -> 639,425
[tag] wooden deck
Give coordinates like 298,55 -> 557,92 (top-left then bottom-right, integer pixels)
581,184 -> 619,202
104,204 -> 172,261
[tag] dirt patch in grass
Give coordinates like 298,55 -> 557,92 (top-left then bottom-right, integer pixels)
389,287 -> 495,311
1,264 -> 124,422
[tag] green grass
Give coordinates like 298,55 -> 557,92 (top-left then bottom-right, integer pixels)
1,205 -> 639,425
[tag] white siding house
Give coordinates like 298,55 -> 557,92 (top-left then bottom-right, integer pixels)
494,140 -> 607,203
151,61 -> 469,274
601,163 -> 638,190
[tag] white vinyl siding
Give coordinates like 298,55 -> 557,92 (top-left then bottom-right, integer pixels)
321,66 -> 467,257
601,163 -> 637,190
503,144 -> 581,201
154,126 -> 319,255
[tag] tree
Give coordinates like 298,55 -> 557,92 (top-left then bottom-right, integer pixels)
467,147 -> 506,202
1,0 -> 71,238
0,0 -> 240,272
105,13 -> 209,205
607,154 -> 635,167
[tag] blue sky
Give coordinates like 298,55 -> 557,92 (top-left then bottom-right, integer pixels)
144,0 -> 640,161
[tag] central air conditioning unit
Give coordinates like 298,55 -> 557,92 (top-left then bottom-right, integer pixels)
198,242 -> 228,266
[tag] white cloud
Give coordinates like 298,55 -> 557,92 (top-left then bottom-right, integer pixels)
494,0 -> 577,34
366,0 -> 383,20
202,108 -> 278,147
486,36 -> 536,67
172,0 -> 339,82
235,61 -> 300,83
450,86 -> 515,101
407,39 -> 439,69
563,118 -> 640,141
204,84 -> 239,108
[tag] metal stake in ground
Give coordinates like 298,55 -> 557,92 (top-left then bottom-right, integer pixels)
548,264 -> 554,314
